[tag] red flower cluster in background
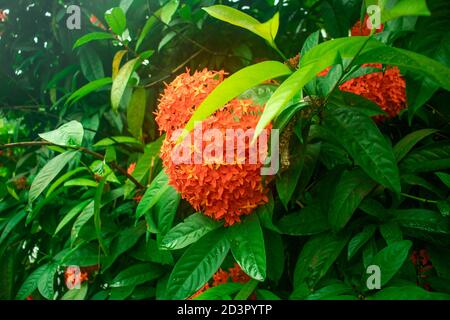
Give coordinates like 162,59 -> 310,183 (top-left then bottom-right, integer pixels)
410,249 -> 434,291
64,265 -> 98,289
322,16 -> 406,119
156,69 -> 270,226
190,263 -> 251,299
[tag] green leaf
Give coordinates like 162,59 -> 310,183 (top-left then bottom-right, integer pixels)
348,225 -> 376,260
277,204 -> 329,236
73,32 -> 115,49
392,209 -> 450,235
323,107 -> 400,193
393,129 -> 437,162
127,88 -> 146,139
102,222 -> 146,270
294,232 -> 349,290
54,199 -> 91,235
64,178 -> 98,188
203,5 -> 280,47
192,282 -> 243,300
370,285 -> 450,300
80,47 -> 105,81
105,7 -> 127,35
67,77 -> 112,105
111,58 -> 139,111
264,230 -> 284,282
93,135 -> 142,147
160,0 -> 179,24
300,30 -> 320,58
399,142 -> 450,173
181,61 -> 291,137
0,210 -> 27,246
136,171 -> 169,219
16,264 -> 48,300
354,46 -> 450,91
328,169 -> 376,230
228,215 -> 266,281
71,201 -> 95,242
381,0 -> 431,23
379,222 -> 403,245
61,283 -> 88,300
94,175 -> 108,254
234,279 -> 259,300
166,229 -> 230,300
161,213 -> 221,250
29,151 -> 77,202
369,240 -> 412,286
39,120 -> 84,147
46,167 -> 87,198
110,263 -> 164,287
154,186 -> 180,236
37,262 -> 58,300
256,289 -> 281,300
436,172 -> 450,188
135,1 -> 178,51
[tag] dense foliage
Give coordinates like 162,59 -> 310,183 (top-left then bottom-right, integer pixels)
1,0 -> 450,300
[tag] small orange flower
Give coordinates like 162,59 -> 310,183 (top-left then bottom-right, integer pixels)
64,266 -> 89,288
89,14 -> 107,30
0,10 -> 7,22
189,263 -> 251,299
127,162 -> 136,175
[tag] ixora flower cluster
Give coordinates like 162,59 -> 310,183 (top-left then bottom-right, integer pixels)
292,17 -> 407,119
190,263 -> 252,299
335,17 -> 406,118
155,69 -> 271,226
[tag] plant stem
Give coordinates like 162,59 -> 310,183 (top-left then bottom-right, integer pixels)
0,141 -> 145,189
400,193 -> 438,204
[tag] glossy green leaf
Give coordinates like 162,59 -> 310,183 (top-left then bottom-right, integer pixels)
324,107 -> 400,193
67,77 -> 112,105
110,263 -> 164,287
111,58 -> 139,111
54,199 -> 91,235
161,213 -> 221,250
228,215 -> 266,281
37,262 -> 58,300
136,171 -> 169,219
16,264 -> 48,300
166,229 -> 230,300
393,129 -> 437,162
73,32 -> 115,49
192,282 -> 242,300
39,121 -> 84,147
93,135 -> 142,147
328,169 -> 376,230
127,88 -> 146,139
203,5 -> 279,47
400,142 -> 450,173
29,151 -> 77,202
370,240 -> 412,286
435,172 -> 450,188
46,167 -> 87,198
348,225 -> 376,260
105,7 -> 127,35
154,186 -> 180,236
71,200 -> 95,242
379,222 -> 403,245
61,283 -> 88,300
370,285 -> 450,300
294,232 -> 349,290
392,209 -> 450,235
277,204 -> 329,236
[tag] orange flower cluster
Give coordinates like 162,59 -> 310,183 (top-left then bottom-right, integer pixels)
156,69 -> 270,225
351,15 -> 384,36
190,263 -> 251,299
64,266 -> 89,288
318,17 -> 406,119
338,63 -> 406,118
